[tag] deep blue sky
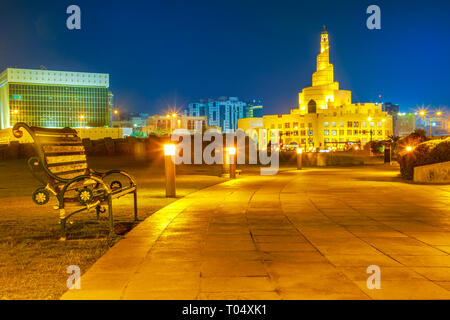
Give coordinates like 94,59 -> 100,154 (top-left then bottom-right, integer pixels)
0,0 -> 449,114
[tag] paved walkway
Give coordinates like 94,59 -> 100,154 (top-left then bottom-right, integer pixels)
62,166 -> 450,299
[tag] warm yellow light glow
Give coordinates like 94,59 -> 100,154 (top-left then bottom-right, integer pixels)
164,144 -> 176,156
301,106 -> 306,111
114,110 -> 119,115
436,111 -> 442,116
13,110 -> 18,114
406,146 -> 413,152
172,113 -> 177,118
367,117 -> 372,121
228,147 -> 236,155
166,114 -> 170,118
419,110 -> 426,116
355,146 -> 359,150
382,119 -> 386,122
79,115 -> 85,120
296,147 -> 303,154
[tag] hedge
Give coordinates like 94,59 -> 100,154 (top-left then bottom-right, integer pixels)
397,137 -> 450,180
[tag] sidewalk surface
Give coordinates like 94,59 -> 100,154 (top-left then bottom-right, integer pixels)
62,166 -> 450,300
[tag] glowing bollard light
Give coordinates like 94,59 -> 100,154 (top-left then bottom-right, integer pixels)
296,147 -> 303,170
164,144 -> 176,198
228,147 -> 237,179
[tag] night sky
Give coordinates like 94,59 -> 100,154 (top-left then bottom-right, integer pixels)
1,0 -> 449,114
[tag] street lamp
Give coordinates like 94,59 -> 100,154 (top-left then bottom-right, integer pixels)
406,146 -> 413,152
164,144 -> 176,197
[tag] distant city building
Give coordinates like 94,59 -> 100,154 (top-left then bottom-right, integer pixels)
111,112 -> 149,128
0,68 -> 112,129
383,102 -> 400,135
382,102 -> 399,116
416,111 -> 449,136
396,113 -> 416,136
186,97 -> 263,132
238,27 -> 393,150
144,114 -> 207,135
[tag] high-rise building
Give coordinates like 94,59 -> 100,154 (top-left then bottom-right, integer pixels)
186,97 -> 263,132
0,68 -> 112,129
383,102 -> 400,135
238,27 -> 393,150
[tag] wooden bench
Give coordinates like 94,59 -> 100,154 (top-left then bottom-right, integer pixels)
12,122 -> 138,240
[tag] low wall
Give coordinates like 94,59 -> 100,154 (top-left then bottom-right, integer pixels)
0,127 -> 127,144
413,161 -> 450,183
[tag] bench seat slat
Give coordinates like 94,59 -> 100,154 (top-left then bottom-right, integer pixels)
38,136 -> 82,145
48,163 -> 88,174
46,154 -> 87,165
42,145 -> 85,154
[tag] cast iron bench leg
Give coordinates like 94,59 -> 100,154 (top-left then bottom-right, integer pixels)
108,195 -> 114,237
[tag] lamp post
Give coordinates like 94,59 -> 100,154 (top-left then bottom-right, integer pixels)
164,144 -> 176,197
228,147 -> 237,179
296,147 -> 303,170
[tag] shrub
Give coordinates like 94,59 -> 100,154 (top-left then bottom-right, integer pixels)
397,137 -> 450,179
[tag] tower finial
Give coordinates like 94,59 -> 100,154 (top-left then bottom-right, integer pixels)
323,25 -> 326,31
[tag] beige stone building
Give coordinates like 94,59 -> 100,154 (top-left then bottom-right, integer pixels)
238,27 -> 393,150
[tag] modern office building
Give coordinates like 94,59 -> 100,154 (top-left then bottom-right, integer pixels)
238,27 -> 393,150
186,97 -> 263,132
383,102 -> 400,135
0,68 -> 112,129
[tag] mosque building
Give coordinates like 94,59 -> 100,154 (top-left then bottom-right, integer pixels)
238,27 -> 393,151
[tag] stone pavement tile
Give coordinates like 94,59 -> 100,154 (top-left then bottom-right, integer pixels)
412,267 -> 450,281
203,250 -> 263,261
323,254 -> 402,267
87,256 -> 145,274
62,289 -> 123,300
137,260 -> 202,274
405,232 -> 450,246
355,231 -> 408,238
201,260 -> 268,277
250,228 -> 299,236
436,246 -> 450,254
76,272 -> 131,291
262,252 -> 328,264
253,235 -> 307,243
338,266 -> 425,281
256,242 -> 316,252
354,280 -> 450,299
379,221 -> 443,232
149,248 -> 203,261
435,282 -> 450,291
153,239 -> 205,250
200,276 -> 275,292
389,255 -> 450,267
198,291 -> 281,300
266,262 -> 339,279
275,274 -> 369,300
205,240 -> 255,251
125,272 -> 201,293
123,290 -> 199,300
313,243 -> 382,255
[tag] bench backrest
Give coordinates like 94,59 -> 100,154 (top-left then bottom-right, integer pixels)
13,123 -> 89,182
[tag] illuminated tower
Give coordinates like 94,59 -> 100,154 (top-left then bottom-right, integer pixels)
312,26 -> 334,86
298,26 -> 351,114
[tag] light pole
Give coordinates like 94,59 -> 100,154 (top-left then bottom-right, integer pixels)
164,144 -> 176,197
296,147 -> 303,170
228,147 -> 237,179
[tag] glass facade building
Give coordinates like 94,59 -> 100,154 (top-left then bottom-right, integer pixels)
0,68 -> 112,129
